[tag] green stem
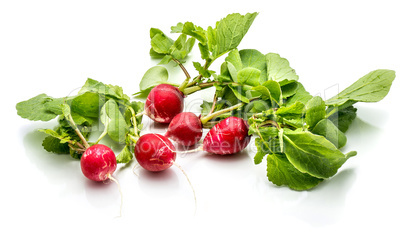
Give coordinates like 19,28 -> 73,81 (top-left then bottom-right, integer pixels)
186,59 -> 212,87
173,58 -> 192,92
253,121 -> 275,154
200,102 -> 245,124
206,94 -> 217,117
126,106 -> 139,137
95,125 -> 108,145
65,113 -> 90,149
258,120 -> 280,129
182,82 -> 215,95
183,81 -> 254,95
128,134 -> 139,144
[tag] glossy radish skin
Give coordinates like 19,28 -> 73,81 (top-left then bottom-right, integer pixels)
165,112 -> 203,146
81,144 -> 117,182
134,133 -> 176,172
145,84 -> 184,124
203,117 -> 251,155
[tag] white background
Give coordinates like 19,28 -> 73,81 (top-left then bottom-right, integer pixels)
1,0 -> 401,235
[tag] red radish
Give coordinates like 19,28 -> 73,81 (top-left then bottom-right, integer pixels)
203,117 -> 251,155
165,112 -> 203,146
134,133 -> 176,172
80,144 -> 117,181
145,84 -> 184,124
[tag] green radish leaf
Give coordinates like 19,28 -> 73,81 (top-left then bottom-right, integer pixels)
325,69 -> 396,107
275,102 -> 305,119
193,61 -> 215,78
210,12 -> 258,59
253,85 -> 271,101
158,55 -> 173,65
116,145 -> 133,164
305,96 -> 326,129
150,31 -> 174,54
285,82 -> 313,106
70,92 -> 102,118
79,78 -> 130,102
246,100 -> 271,113
327,105 -> 357,133
237,67 -> 261,86
283,129 -> 353,179
171,22 -> 207,45
101,100 -> 128,143
225,49 -> 267,84
43,97 -> 69,115
225,49 -> 243,71
200,101 -> 214,116
267,153 -> 324,190
249,126 -> 279,139
198,42 -> 210,60
16,94 -> 59,121
228,85 -> 250,103
263,80 -> 282,105
312,119 -> 347,148
281,82 -> 299,98
169,34 -> 195,61
266,53 -> 299,85
226,61 -> 238,82
239,49 -> 267,73
139,66 -> 169,92
42,135 -> 70,154
253,138 -> 270,164
38,129 -> 72,144
61,103 -> 71,118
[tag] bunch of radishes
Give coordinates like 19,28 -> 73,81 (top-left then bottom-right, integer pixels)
134,83 -> 251,173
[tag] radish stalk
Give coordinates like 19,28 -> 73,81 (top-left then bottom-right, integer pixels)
200,102 -> 245,124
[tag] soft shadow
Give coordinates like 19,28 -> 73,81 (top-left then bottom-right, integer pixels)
201,150 -> 252,166
22,125 -> 84,193
137,168 -> 180,197
342,116 -> 382,152
84,179 -> 120,208
284,168 -> 357,227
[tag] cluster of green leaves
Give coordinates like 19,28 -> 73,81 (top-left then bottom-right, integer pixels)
137,12 -> 259,96
200,49 -> 301,121
16,78 -> 144,163
247,68 -> 395,190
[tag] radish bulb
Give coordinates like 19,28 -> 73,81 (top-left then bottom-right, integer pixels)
80,144 -> 117,181
165,112 -> 203,147
145,84 -> 184,124
134,133 -> 176,172
203,117 -> 251,155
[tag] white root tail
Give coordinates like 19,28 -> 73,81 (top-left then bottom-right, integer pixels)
173,162 -> 197,215
107,174 -> 123,218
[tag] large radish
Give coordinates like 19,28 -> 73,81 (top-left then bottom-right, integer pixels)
203,117 -> 251,155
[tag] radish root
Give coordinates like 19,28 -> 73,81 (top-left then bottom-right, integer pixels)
132,163 -> 139,177
107,174 -> 123,218
173,162 -> 197,216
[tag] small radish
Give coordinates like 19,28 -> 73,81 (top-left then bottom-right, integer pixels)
80,144 -> 117,181
145,84 -> 184,124
134,133 -> 197,213
165,112 -> 203,147
134,133 -> 176,172
203,116 -> 251,155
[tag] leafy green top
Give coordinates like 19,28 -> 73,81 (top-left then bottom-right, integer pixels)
16,78 -> 143,163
